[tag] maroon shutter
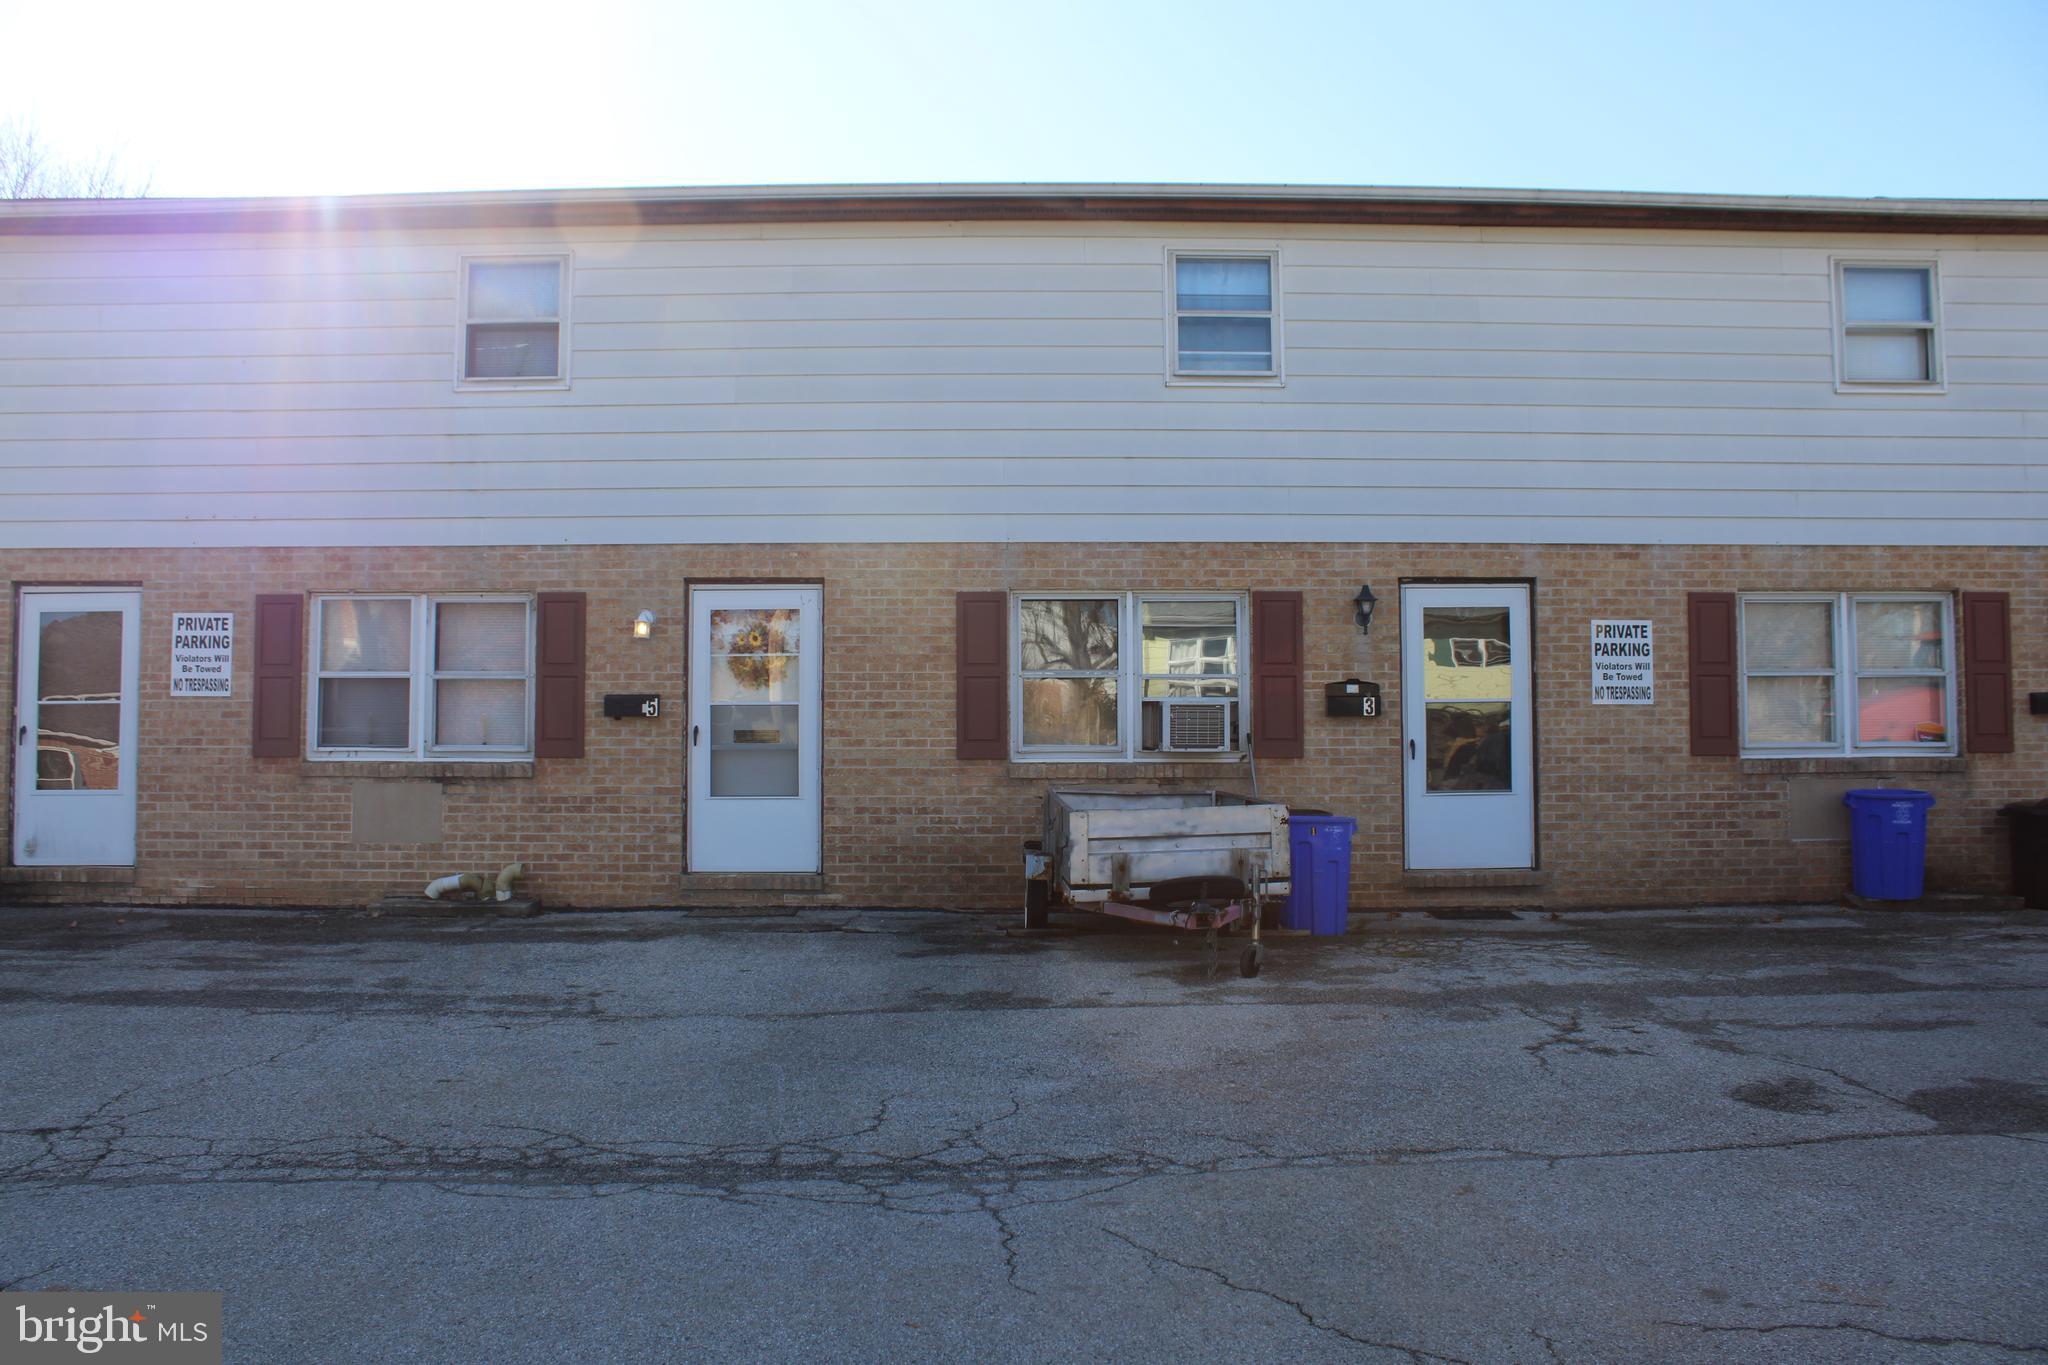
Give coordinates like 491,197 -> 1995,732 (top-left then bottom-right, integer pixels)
1962,591 -> 2014,754
956,592 -> 1007,759
1688,592 -> 1740,757
1251,591 -> 1305,759
534,591 -> 586,759
251,593 -> 304,757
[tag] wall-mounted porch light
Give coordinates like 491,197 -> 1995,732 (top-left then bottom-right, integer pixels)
1352,584 -> 1379,637
633,610 -> 657,639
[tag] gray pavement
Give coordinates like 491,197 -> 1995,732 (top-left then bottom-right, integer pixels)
1,903 -> 2045,1363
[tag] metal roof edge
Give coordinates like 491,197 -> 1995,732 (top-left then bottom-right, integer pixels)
3,182 -> 2045,236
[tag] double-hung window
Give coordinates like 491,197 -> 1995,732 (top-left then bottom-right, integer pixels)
461,256 -> 568,384
1170,251 -> 1278,378
1835,261 -> 1940,387
1014,593 -> 1246,759
312,595 -> 535,759
1739,593 -> 1955,756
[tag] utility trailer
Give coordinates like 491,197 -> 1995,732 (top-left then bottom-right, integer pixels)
1022,788 -> 1292,977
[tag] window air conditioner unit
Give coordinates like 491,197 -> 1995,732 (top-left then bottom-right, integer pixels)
1144,698 -> 1235,754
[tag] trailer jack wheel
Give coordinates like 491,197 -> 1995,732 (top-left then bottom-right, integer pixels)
1239,943 -> 1264,978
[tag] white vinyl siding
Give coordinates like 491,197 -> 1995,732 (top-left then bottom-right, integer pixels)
0,224 -> 2042,547
310,594 -> 535,760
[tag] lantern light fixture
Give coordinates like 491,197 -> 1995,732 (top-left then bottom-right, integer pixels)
1353,584 -> 1379,637
633,610 -> 657,639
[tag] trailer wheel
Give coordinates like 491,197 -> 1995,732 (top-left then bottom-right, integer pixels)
1025,877 -> 1050,930
1239,943 -> 1264,978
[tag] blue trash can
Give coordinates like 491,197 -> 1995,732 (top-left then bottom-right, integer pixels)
1283,811 -> 1356,935
1842,788 -> 1935,900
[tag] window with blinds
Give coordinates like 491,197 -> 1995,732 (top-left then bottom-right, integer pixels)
1169,251 -> 1279,379
1836,261 -> 1940,387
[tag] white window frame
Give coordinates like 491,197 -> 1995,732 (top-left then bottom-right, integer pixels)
1166,248 -> 1283,385
457,254 -> 571,390
308,594 -> 537,762
1737,592 -> 1957,758
1010,591 -> 1250,762
1831,257 -> 1943,393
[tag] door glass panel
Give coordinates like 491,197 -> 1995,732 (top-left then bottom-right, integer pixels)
709,702 -> 799,797
708,608 -> 803,797
1421,607 -> 1512,701
35,609 -> 122,791
1425,702 -> 1511,792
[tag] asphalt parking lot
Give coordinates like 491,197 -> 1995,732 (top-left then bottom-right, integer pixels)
2,903 -> 2044,1363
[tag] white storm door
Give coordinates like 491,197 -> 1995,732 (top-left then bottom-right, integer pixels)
688,587 -> 822,873
1402,585 -> 1534,871
13,590 -> 142,867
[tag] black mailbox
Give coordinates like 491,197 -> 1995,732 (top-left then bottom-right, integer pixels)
603,693 -> 662,719
2031,692 -> 2048,716
1325,679 -> 1381,718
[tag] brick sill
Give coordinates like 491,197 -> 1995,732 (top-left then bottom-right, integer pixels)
1403,868 -> 1550,891
1,865 -> 137,885
1738,757 -> 1966,776
678,872 -> 827,893
1004,761 -> 1249,783
298,761 -> 535,780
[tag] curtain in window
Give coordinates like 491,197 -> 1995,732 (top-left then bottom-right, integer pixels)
1843,268 -> 1930,323
469,262 -> 560,320
1176,258 -> 1271,311
321,599 -> 410,672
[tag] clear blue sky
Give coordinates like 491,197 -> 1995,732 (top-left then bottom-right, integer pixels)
6,0 -> 2045,199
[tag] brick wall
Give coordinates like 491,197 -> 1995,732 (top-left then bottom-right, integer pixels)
1,542 -> 2038,910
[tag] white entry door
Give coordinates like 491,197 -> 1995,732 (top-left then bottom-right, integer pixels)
688,586 -> 822,873
1402,584 -> 1535,870
13,590 -> 142,867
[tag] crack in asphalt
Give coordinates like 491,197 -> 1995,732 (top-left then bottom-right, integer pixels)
0,1112 -> 2020,1200
1105,1228 -> 1472,1362
1658,1317 -> 2048,1354
0,1263 -> 58,1292
1516,1007 -> 1655,1072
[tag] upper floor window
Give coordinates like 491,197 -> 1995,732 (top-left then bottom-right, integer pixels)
461,257 -> 568,384
1739,593 -> 1954,756
1170,252 -> 1278,379
1014,593 -> 1246,759
311,595 -> 535,759
1835,261 -> 1940,387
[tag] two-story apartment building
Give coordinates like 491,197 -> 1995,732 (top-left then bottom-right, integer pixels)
0,184 -> 2041,911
